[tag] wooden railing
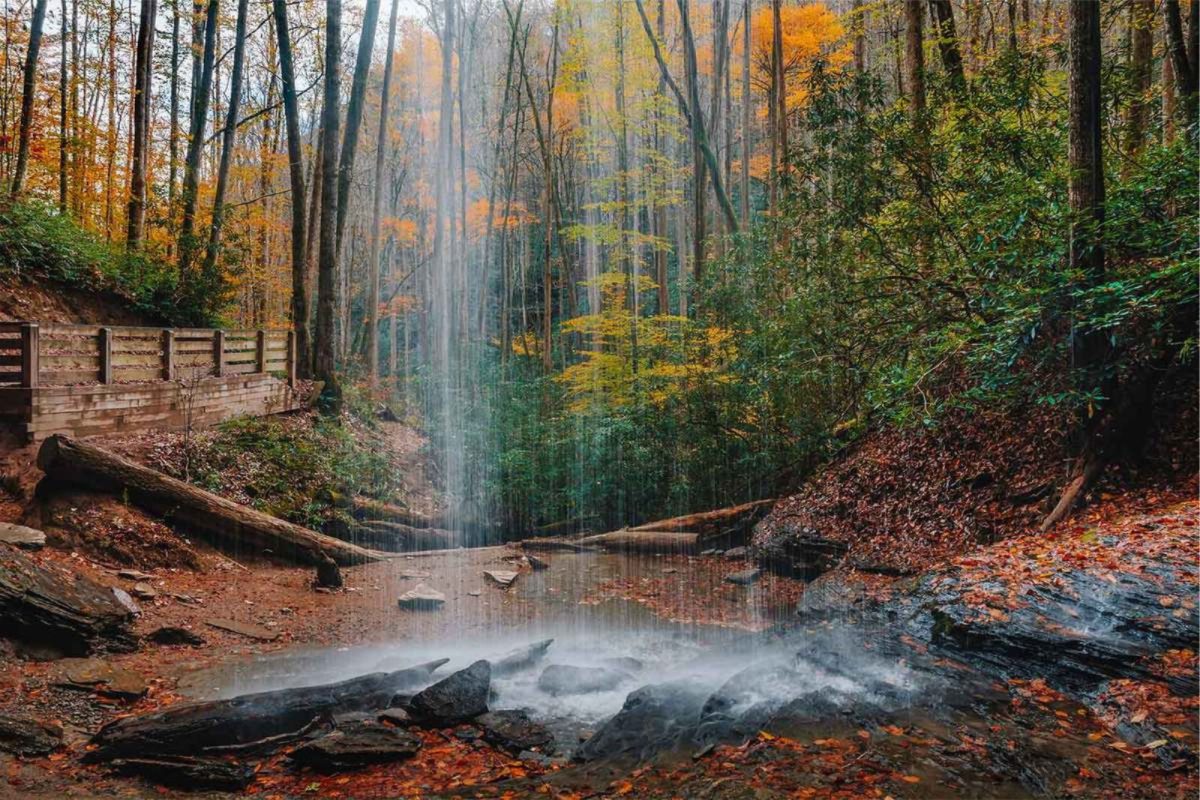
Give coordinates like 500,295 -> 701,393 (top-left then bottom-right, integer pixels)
0,322 -> 295,388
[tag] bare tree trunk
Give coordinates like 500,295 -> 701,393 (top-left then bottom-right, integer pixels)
58,0 -> 68,213
1041,0 -> 1108,533
928,0 -> 966,94
10,0 -> 49,196
273,0 -> 311,379
366,0 -> 399,380
772,0 -> 786,185
334,0 -> 381,257
200,0 -> 249,285
315,0 -> 342,386
1125,0 -> 1153,157
168,0 -> 180,228
126,0 -> 157,248
1164,0 -> 1198,128
740,0 -> 750,229
178,0 -> 218,278
905,0 -> 926,117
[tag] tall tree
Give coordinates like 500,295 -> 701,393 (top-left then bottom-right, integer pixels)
178,0 -> 219,274
334,0 -> 382,255
1042,0 -> 1107,532
740,0 -> 751,228
272,0 -> 310,378
1126,0 -> 1154,156
928,0 -> 966,94
315,0 -> 343,385
199,0 -> 249,284
126,0 -> 157,249
168,0 -> 181,222
1164,0 -> 1198,128
366,0 -> 400,380
58,0 -> 68,213
10,0 -> 50,196
905,0 -> 926,118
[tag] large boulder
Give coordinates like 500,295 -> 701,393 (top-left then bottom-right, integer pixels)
537,664 -> 631,696
492,639 -> 554,677
574,682 -> 708,763
0,714 -> 63,756
288,720 -> 422,771
409,660 -> 490,724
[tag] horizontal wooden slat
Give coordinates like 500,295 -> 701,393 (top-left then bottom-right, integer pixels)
225,362 -> 260,375
41,324 -> 102,337
176,353 -> 217,367
41,354 -> 101,369
112,353 -> 161,368
40,369 -> 101,384
112,368 -> 162,382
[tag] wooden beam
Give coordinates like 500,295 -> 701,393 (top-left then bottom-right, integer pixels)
213,330 -> 225,377
98,327 -> 113,384
161,329 -> 175,381
19,323 -> 38,388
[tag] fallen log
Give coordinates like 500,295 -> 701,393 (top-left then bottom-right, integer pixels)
577,530 -> 698,554
350,497 -> 437,529
628,499 -> 776,538
519,537 -> 597,554
0,545 -> 136,656
89,660 -> 448,760
37,435 -> 383,567
350,520 -> 458,552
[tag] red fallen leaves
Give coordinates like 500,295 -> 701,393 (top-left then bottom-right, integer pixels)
246,729 -> 560,799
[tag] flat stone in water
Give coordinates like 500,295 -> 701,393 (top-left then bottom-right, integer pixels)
397,583 -> 446,610
724,568 -> 761,585
484,570 -> 519,588
0,713 -> 63,756
537,664 -> 631,696
0,523 -> 45,550
288,720 -> 422,771
204,618 -> 281,641
492,639 -> 554,677
477,710 -> 554,755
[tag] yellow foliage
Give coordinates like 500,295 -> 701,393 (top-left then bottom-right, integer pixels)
747,3 -> 849,110
556,272 -> 735,413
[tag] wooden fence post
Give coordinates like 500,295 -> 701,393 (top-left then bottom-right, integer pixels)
162,329 -> 175,380
214,330 -> 225,377
256,330 -> 267,373
19,323 -> 38,388
98,327 -> 113,384
286,330 -> 297,387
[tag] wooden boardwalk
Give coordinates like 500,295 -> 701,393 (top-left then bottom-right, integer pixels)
0,322 -> 304,442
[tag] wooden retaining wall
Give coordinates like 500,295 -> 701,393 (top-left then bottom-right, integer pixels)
0,322 -> 304,442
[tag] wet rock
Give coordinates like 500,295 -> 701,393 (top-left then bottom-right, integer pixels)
110,588 -> 141,616
724,546 -> 749,560
0,713 -> 63,756
454,727 -> 481,741
484,569 -> 519,588
116,569 -> 152,581
56,657 -> 148,700
538,664 -> 632,696
575,682 -> 709,763
477,710 -> 553,755
377,708 -> 412,727
755,525 -> 848,579
601,657 -> 644,673
492,639 -> 554,677
0,522 -> 45,550
410,660 -> 491,724
315,555 -> 343,589
724,568 -> 761,586
526,554 -> 549,571
397,583 -> 445,610
288,720 -> 422,771
700,549 -> 718,556
130,582 -> 157,600
147,626 -> 205,646
109,756 -> 255,791
694,664 -> 807,747
204,618 -> 280,641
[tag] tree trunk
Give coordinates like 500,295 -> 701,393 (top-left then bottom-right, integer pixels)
58,0 -> 68,213
200,0 -> 249,283
168,0 -> 180,226
772,0 -> 786,184
315,0 -> 343,386
740,0 -> 750,229
1163,0 -> 1198,128
905,0 -> 926,117
273,0 -> 311,379
10,0 -> 50,196
578,530 -> 699,554
628,498 -> 776,536
334,0 -> 382,257
178,0 -> 219,277
1125,0 -> 1153,157
126,0 -> 157,249
928,0 -> 967,94
366,0 -> 400,380
89,661 -> 447,760
37,435 -> 383,566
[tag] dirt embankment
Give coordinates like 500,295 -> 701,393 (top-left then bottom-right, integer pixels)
0,273 -> 157,326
